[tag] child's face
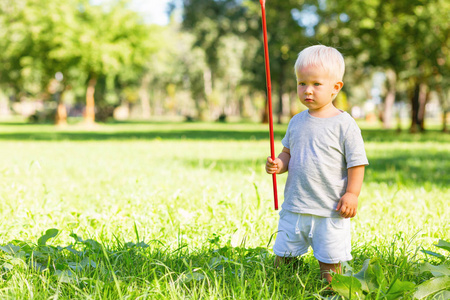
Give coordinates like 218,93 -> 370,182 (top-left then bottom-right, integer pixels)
296,65 -> 343,114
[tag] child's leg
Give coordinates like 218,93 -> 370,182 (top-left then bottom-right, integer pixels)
318,261 -> 341,283
274,255 -> 295,267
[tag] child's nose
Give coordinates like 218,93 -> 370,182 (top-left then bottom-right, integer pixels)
304,87 -> 313,94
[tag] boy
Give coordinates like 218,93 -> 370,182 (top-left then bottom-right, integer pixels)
265,45 -> 368,283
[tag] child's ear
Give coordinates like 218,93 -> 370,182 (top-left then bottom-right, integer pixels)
332,81 -> 344,96
334,81 -> 344,92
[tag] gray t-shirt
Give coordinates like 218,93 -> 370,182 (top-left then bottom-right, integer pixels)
281,110 -> 369,218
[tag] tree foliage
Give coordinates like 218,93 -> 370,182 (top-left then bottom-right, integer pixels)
314,0 -> 449,130
0,0 -> 159,123
0,0 -> 448,130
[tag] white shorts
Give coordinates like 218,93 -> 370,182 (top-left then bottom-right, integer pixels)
273,209 -> 352,264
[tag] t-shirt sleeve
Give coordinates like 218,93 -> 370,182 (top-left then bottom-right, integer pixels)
344,122 -> 369,168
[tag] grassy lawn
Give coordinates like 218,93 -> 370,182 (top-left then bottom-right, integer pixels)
0,120 -> 448,299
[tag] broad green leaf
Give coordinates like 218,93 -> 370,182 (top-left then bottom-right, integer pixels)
341,261 -> 353,275
180,272 -> 205,283
70,233 -> 102,251
419,262 -> 450,277
38,245 -> 56,255
421,250 -> 446,260
124,241 -> 149,249
9,257 -> 27,268
31,251 -> 47,261
124,242 -> 136,248
434,240 -> 450,253
331,274 -> 365,299
414,276 -> 450,299
37,229 -> 59,246
82,239 -> 102,251
385,279 -> 416,300
2,263 -> 13,271
0,244 -> 21,255
371,259 -> 385,286
315,294 -> 341,300
29,261 -> 46,272
55,270 -> 74,283
353,258 -> 382,292
11,241 -> 32,254
135,241 -> 149,248
353,259 -> 371,291
433,290 -> 450,299
80,257 -> 96,268
67,258 -> 96,271
68,261 -> 83,271
65,244 -> 83,256
208,257 -> 222,269
69,233 -> 83,243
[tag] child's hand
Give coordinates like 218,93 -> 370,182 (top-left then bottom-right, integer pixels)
266,157 -> 282,174
336,192 -> 358,218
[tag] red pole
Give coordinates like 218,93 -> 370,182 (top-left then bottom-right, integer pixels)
259,0 -> 278,210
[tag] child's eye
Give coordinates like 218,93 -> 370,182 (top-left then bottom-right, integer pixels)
314,83 -> 321,86
298,82 -> 306,86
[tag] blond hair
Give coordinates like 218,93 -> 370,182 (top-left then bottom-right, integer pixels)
294,45 -> 345,81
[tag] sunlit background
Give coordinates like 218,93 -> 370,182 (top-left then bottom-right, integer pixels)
92,0 -> 174,25
0,0 -> 448,131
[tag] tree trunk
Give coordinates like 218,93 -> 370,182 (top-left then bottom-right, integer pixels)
203,68 -> 213,99
435,85 -> 449,133
261,91 -> 269,124
290,91 -> 298,117
85,76 -> 97,124
201,68 -> 213,121
139,74 -> 151,119
238,94 -> 244,119
443,111 -> 448,133
195,96 -> 207,121
383,70 -> 396,129
410,84 -> 420,133
418,83 -> 429,131
55,91 -> 67,126
410,82 -> 428,133
396,107 -> 402,133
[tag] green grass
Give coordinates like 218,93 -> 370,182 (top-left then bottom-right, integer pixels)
0,120 -> 449,299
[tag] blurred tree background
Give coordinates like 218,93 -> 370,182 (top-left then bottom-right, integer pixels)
0,0 -> 448,132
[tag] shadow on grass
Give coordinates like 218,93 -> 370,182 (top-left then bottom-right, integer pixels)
0,122 -> 449,142
0,122 -> 34,126
0,130 -> 284,141
364,151 -> 449,187
181,150 -> 449,187
1,123 -> 448,187
361,129 -> 450,143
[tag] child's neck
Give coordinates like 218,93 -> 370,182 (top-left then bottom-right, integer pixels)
308,106 -> 342,118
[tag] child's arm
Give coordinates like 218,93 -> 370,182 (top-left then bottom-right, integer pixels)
265,147 -> 290,174
336,165 -> 365,218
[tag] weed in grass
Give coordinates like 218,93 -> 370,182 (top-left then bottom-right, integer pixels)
1,229 -> 448,299
331,239 -> 450,299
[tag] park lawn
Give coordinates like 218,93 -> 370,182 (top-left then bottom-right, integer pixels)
0,121 -> 448,299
